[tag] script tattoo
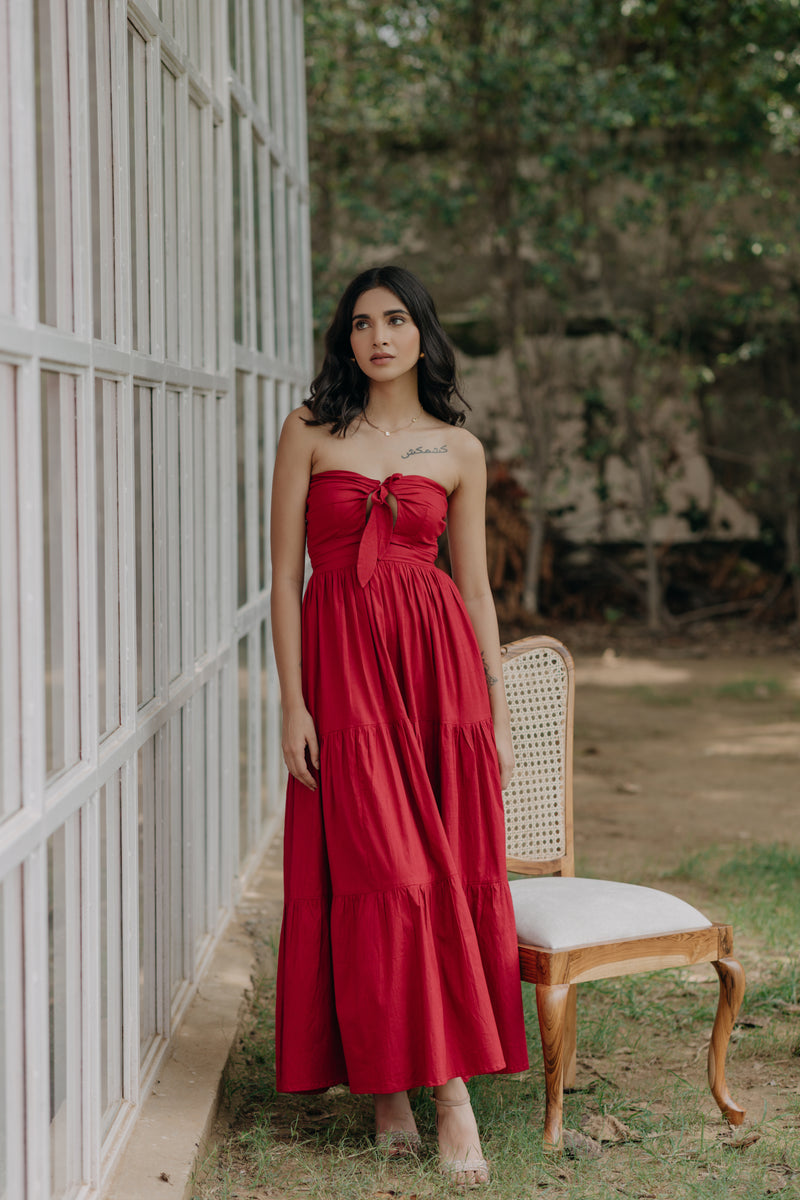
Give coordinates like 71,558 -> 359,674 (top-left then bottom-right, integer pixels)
481,652 -> 498,689
400,444 -> 448,460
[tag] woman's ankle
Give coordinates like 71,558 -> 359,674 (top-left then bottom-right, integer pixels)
373,1090 -> 417,1131
373,1089 -> 410,1109
433,1077 -> 469,1105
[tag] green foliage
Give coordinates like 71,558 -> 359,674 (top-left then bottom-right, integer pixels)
305,0 -> 800,359
304,0 -> 800,621
305,0 -> 800,278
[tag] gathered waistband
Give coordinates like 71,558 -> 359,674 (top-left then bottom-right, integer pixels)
310,547 -> 438,575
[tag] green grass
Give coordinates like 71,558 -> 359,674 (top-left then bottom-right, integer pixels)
665,845 -> 800,1023
713,677 -> 786,701
626,675 -> 793,708
192,845 -> 800,1200
667,844 -> 800,954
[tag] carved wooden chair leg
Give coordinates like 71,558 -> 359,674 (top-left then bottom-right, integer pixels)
708,956 -> 746,1126
536,982 -> 571,1147
563,984 -> 578,1090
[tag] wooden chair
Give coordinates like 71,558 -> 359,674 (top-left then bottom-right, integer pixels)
501,634 -> 746,1149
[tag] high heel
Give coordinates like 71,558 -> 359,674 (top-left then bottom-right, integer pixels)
433,1095 -> 490,1187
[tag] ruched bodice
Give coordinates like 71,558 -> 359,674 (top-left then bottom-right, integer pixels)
307,470 -> 447,583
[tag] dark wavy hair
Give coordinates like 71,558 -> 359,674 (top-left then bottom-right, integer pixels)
303,266 -> 469,435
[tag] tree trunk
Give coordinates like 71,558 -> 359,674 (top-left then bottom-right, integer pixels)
643,523 -> 662,632
513,334 -> 553,616
635,440 -> 663,632
785,501 -> 800,626
522,507 -> 546,616
498,234 -> 553,617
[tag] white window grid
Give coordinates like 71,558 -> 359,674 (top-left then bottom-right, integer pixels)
0,1 -> 311,1197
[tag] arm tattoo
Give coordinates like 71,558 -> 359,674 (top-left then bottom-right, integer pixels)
481,651 -> 498,689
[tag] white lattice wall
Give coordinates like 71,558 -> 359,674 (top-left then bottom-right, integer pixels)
0,2 -> 311,1196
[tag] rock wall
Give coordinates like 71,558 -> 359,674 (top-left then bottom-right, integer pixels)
455,334 -> 759,546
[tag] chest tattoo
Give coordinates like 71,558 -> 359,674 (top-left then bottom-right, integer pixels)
400,444 -> 448,460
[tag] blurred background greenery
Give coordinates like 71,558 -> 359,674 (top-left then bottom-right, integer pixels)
302,0 -> 800,633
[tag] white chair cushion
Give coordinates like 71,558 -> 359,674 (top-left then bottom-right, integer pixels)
509,876 -> 712,950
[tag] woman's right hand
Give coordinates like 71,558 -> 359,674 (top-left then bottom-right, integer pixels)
281,705 -> 320,790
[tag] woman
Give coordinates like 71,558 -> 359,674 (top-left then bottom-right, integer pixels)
271,266 -> 528,1186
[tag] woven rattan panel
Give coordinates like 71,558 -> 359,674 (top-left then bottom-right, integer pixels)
502,646 -> 567,862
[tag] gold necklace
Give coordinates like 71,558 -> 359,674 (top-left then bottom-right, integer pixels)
362,407 -> 423,437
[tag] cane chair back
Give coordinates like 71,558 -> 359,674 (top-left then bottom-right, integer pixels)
501,636 -> 574,875
501,634 -> 746,1149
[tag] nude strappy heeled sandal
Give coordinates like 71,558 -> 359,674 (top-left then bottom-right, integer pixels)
433,1095 -> 490,1187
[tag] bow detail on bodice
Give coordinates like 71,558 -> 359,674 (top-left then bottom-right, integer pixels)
356,475 -> 403,586
305,470 -> 448,581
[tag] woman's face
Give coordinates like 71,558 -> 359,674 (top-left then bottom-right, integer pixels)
349,286 -> 421,385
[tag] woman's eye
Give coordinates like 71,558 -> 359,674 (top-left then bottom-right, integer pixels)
353,320 -> 369,330
389,316 -> 405,325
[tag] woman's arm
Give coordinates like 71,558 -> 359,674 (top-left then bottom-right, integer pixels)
447,436 -> 514,788
270,409 -> 319,790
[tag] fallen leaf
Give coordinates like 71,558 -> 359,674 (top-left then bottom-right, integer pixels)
561,1127 -> 602,1158
766,1171 -> 796,1197
723,1132 -> 762,1151
583,1113 -> 642,1143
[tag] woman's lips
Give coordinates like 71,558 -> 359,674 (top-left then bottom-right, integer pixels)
370,354 -> 394,363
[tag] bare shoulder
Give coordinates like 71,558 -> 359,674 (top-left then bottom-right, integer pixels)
280,404 -> 315,440
278,404 -> 328,459
449,426 -> 486,459
446,426 -> 486,486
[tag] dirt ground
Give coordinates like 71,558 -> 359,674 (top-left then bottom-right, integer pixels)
205,630 -> 800,1194
568,643 -> 800,881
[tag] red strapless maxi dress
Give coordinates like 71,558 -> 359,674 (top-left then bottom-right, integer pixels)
275,470 -> 529,1094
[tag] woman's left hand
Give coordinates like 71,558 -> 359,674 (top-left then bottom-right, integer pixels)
495,727 -> 515,790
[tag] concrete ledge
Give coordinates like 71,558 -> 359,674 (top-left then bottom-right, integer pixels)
106,835 -> 284,1199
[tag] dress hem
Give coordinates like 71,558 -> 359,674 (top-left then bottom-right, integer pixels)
276,1056 -> 531,1097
